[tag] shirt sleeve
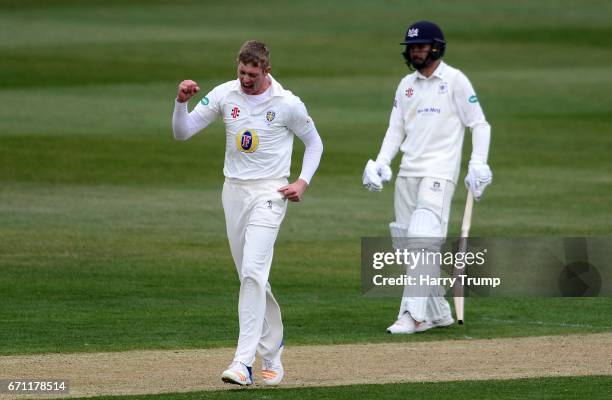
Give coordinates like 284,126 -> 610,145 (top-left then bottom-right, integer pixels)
376,83 -> 406,166
453,72 -> 491,163
287,99 -> 323,184
172,86 -> 223,141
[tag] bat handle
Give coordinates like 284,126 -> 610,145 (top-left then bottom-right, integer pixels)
461,191 -> 474,237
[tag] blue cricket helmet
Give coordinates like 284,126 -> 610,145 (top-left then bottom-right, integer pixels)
401,20 -> 446,62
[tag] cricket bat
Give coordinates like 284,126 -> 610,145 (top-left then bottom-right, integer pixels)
453,191 -> 474,325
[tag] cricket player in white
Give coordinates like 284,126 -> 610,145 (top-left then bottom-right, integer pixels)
172,41 -> 323,385
363,21 -> 492,334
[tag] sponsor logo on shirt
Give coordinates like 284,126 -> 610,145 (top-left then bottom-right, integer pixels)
235,129 -> 259,153
417,107 -> 441,115
393,98 -> 398,108
266,111 -> 276,122
469,95 -> 479,103
406,87 -> 414,98
200,96 -> 209,105
431,181 -> 442,192
231,106 -> 240,118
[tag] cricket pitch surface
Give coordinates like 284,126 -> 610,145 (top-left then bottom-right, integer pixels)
1,333 -> 611,398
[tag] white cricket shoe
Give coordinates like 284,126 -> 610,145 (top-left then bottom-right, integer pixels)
386,312 -> 416,334
221,361 -> 253,386
261,344 -> 284,386
415,315 -> 455,333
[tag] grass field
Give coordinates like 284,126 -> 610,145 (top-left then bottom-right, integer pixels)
67,376 -> 612,400
1,0 -> 611,398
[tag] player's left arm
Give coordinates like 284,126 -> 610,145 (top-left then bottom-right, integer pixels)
453,72 -> 493,200
279,100 -> 323,202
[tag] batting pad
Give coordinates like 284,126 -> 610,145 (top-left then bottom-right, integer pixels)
407,208 -> 443,252
389,221 -> 409,250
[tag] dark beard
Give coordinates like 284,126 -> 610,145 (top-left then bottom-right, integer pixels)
410,57 -> 432,70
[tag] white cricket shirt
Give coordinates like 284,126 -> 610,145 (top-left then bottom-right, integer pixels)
173,75 -> 320,182
376,61 -> 490,184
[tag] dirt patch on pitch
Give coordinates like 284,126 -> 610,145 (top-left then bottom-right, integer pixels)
1,333 -> 611,398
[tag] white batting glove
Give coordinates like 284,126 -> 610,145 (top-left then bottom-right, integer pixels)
363,159 -> 393,192
464,160 -> 492,201
377,160 -> 393,182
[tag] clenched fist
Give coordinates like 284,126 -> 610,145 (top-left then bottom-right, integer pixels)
278,179 -> 308,202
176,80 -> 200,103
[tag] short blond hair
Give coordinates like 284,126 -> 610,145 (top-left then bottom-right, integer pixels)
237,40 -> 270,69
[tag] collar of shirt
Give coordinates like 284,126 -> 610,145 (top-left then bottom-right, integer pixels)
229,74 -> 285,97
415,60 -> 447,81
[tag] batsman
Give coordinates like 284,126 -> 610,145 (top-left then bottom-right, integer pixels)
362,21 -> 493,334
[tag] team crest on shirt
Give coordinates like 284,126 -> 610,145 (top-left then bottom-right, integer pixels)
438,82 -> 448,94
266,111 -> 276,122
235,129 -> 259,153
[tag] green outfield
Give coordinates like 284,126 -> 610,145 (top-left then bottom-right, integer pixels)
67,377 -> 612,400
1,0 -> 611,398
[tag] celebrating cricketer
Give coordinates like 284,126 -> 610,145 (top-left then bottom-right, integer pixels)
172,40 -> 323,386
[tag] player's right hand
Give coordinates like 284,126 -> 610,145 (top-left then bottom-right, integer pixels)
176,80 -> 200,103
363,159 -> 392,192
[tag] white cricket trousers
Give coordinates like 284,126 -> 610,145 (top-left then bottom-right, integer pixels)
222,177 -> 288,367
395,176 -> 455,322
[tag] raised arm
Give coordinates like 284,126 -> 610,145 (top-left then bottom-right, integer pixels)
172,80 -> 221,141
